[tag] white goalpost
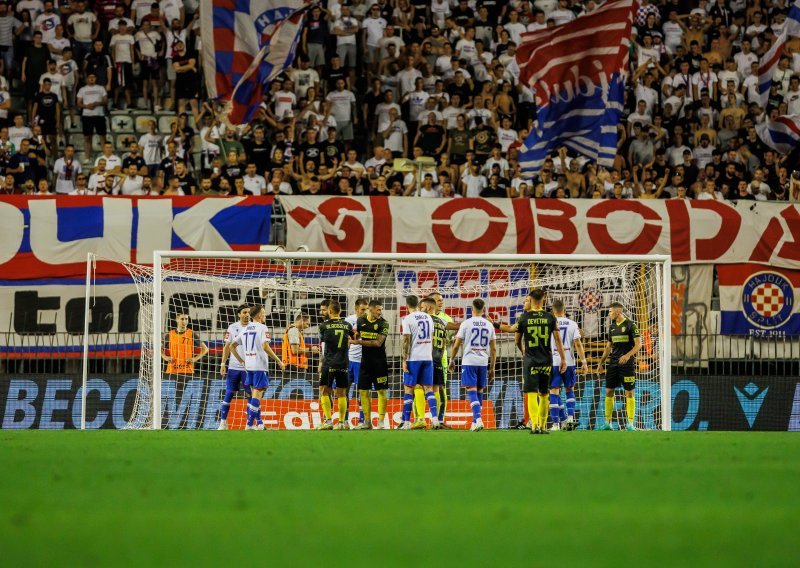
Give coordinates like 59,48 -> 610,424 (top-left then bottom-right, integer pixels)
82,251 -> 671,431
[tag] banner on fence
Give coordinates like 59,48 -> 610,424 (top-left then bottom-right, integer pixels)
0,196 -> 273,279
282,197 -> 800,268
0,268 -> 364,356
671,265 -> 713,363
718,264 -> 800,336
4,374 -> 798,431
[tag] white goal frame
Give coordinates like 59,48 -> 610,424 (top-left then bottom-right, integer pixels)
139,251 -> 672,431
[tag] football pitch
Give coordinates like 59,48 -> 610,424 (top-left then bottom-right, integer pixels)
1,431 -> 797,567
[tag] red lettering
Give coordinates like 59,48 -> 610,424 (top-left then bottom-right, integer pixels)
431,199 -> 508,253
511,200 -> 535,254
751,205 -> 800,263
485,305 -> 508,323
691,201 -> 741,261
318,197 -> 366,252
369,196 -> 394,253
534,199 -> 578,254
777,206 -> 800,262
415,270 -> 439,296
586,201 -> 662,254
487,269 -> 510,298
664,200 -> 690,262
459,270 -> 480,299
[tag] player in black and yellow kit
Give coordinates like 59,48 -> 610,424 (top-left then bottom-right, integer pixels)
597,301 -> 642,431
317,301 -> 354,430
514,289 -> 566,434
351,300 -> 390,429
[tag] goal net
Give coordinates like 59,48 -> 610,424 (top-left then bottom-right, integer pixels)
85,252 -> 670,430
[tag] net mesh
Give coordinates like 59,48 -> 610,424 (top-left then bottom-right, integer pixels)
116,256 -> 666,430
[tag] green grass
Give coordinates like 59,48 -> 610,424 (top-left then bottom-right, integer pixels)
1,432 -> 798,567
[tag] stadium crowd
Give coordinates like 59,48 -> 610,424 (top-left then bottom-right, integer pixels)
0,0 -> 799,199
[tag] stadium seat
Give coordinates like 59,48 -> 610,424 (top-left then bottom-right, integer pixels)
115,134 -> 134,152
110,115 -> 134,133
134,116 -> 156,134
158,115 -> 178,135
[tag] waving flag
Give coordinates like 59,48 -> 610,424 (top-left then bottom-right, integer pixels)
756,114 -> 800,154
200,0 -> 310,124
757,32 -> 787,108
515,0 -> 636,175
787,0 -> 800,37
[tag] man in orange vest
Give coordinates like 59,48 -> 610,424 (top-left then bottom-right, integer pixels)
282,313 -> 318,376
162,312 -> 208,428
164,312 -> 209,376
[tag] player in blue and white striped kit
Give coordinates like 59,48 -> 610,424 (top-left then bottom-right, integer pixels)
399,295 -> 439,430
550,300 -> 589,431
449,298 -> 497,431
231,305 -> 285,430
218,305 -> 251,430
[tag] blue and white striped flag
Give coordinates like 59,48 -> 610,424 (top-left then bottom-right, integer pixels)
757,32 -> 787,108
756,115 -> 800,154
787,0 -> 800,37
515,0 -> 636,176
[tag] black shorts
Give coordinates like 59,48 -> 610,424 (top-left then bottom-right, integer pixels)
606,363 -> 636,391
115,63 -> 134,88
432,364 -> 444,387
358,361 -> 389,391
523,361 -> 551,394
82,115 -> 107,137
38,117 -> 57,135
176,76 -> 199,100
139,60 -> 160,80
321,366 -> 349,389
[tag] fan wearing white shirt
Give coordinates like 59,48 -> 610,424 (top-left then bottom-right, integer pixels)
243,163 -> 267,195
111,163 -> 146,195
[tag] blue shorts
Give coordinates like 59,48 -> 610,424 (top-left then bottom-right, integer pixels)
551,366 -> 577,389
461,365 -> 487,389
245,370 -> 269,390
403,360 -> 433,387
226,369 -> 248,392
348,361 -> 361,386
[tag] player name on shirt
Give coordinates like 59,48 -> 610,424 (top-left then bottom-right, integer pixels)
456,316 -> 496,366
319,318 -> 354,369
517,309 -> 557,366
552,317 -> 581,367
401,311 -> 434,361
233,322 -> 271,371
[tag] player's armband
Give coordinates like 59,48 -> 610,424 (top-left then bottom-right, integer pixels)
492,320 -> 501,330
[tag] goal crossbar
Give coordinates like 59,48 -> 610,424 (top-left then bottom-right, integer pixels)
149,251 -> 671,432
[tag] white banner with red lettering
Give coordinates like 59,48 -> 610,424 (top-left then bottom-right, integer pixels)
282,197 -> 800,268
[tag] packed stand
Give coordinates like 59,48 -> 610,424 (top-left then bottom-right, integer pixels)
0,0 -> 798,200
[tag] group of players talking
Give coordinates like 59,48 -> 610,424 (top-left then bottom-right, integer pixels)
215,289 -> 642,432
